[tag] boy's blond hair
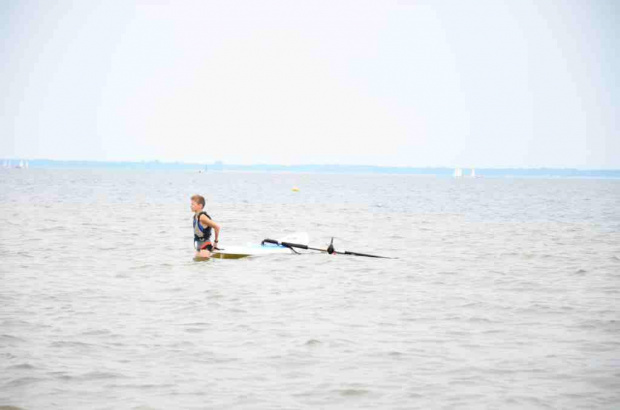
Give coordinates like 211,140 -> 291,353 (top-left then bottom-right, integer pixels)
191,194 -> 205,208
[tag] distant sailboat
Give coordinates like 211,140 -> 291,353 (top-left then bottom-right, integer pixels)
453,168 -> 463,178
470,168 -> 476,178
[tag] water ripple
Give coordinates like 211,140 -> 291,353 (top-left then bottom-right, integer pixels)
1,170 -> 619,409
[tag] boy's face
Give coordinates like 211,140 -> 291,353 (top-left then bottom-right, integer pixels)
190,200 -> 202,212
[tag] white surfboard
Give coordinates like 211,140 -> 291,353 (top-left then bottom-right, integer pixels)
210,232 -> 309,259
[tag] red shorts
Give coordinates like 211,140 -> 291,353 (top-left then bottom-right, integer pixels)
196,241 -> 213,251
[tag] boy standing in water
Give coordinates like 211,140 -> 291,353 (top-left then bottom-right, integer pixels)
190,194 -> 221,258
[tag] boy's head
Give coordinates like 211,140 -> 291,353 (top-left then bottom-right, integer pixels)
191,194 -> 205,212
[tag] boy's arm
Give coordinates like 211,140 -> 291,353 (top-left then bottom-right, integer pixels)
200,215 -> 221,244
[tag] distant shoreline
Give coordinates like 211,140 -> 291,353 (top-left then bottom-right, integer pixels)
2,159 -> 619,178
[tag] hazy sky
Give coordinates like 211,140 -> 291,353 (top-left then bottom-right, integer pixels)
1,0 -> 618,168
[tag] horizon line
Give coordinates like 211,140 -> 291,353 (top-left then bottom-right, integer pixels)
0,158 -> 620,179
2,157 -> 620,171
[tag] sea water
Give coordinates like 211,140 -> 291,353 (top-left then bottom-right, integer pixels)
1,169 -> 619,409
